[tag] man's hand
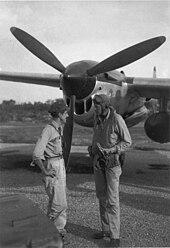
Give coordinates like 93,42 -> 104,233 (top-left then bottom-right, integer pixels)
97,143 -> 116,156
97,143 -> 108,156
35,159 -> 56,178
43,168 -> 56,178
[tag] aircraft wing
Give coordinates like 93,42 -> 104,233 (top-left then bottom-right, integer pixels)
127,77 -> 170,99
0,71 -> 61,88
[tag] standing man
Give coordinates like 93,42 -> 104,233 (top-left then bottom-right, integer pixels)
32,99 -> 68,239
88,94 -> 132,247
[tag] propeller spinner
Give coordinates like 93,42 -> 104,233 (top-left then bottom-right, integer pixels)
10,26 -> 166,168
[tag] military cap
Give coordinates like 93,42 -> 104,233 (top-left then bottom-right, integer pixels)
48,99 -> 68,116
93,94 -> 110,107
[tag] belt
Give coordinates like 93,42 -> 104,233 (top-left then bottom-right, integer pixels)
45,155 -> 63,160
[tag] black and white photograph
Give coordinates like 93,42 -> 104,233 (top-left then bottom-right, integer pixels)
0,1 -> 169,247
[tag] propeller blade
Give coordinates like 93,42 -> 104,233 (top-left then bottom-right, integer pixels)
63,95 -> 75,170
10,27 -> 65,73
87,36 -> 166,76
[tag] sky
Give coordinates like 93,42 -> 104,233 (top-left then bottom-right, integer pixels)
0,0 -> 170,103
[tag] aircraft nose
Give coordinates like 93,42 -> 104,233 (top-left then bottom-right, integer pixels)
61,74 -> 96,100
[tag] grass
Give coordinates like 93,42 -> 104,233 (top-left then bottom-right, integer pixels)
0,121 -> 93,145
0,121 -> 170,151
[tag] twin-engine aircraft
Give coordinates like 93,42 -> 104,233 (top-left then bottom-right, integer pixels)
0,27 -> 170,167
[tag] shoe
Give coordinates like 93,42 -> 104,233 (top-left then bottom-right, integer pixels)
59,228 -> 67,238
109,238 -> 120,247
59,232 -> 70,246
60,236 -> 70,246
93,231 -> 110,239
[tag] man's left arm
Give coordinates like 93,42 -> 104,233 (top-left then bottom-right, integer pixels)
114,114 -> 132,154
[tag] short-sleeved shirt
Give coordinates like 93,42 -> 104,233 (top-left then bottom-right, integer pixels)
33,120 -> 63,161
92,108 -> 132,155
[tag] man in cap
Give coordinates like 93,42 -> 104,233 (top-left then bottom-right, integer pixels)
88,94 -> 132,247
32,99 -> 68,240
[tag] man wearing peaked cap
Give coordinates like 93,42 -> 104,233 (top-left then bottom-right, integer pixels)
48,99 -> 69,117
32,99 -> 69,241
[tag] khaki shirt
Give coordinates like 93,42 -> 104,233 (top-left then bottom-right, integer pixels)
33,120 -> 63,161
92,109 -> 132,155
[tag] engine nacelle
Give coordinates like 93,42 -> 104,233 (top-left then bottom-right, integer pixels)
144,112 -> 170,143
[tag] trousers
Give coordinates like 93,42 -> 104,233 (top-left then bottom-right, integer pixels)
93,155 -> 122,239
43,157 -> 67,232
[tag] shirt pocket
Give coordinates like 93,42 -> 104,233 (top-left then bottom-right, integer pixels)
50,136 -> 62,154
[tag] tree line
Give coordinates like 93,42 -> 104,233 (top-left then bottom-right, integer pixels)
1,99 -> 169,123
0,99 -> 57,122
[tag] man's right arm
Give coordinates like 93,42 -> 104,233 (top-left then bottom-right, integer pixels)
35,159 -> 56,177
33,127 -> 56,177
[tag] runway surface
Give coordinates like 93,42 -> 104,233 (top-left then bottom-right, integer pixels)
0,143 -> 170,247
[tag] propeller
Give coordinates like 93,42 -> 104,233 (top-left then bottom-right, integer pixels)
87,36 -> 166,76
10,27 -> 65,73
63,95 -> 75,169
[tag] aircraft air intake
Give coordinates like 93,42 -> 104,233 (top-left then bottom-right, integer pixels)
66,97 -> 93,115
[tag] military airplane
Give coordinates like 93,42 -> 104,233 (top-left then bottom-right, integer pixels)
0,27 -> 170,167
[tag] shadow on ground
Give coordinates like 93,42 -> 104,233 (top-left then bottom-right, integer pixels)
66,222 -> 110,247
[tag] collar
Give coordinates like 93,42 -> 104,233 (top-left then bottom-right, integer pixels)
96,108 -> 110,127
51,119 -> 63,132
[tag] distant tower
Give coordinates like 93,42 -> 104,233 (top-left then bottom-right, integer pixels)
153,66 -> 157,78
